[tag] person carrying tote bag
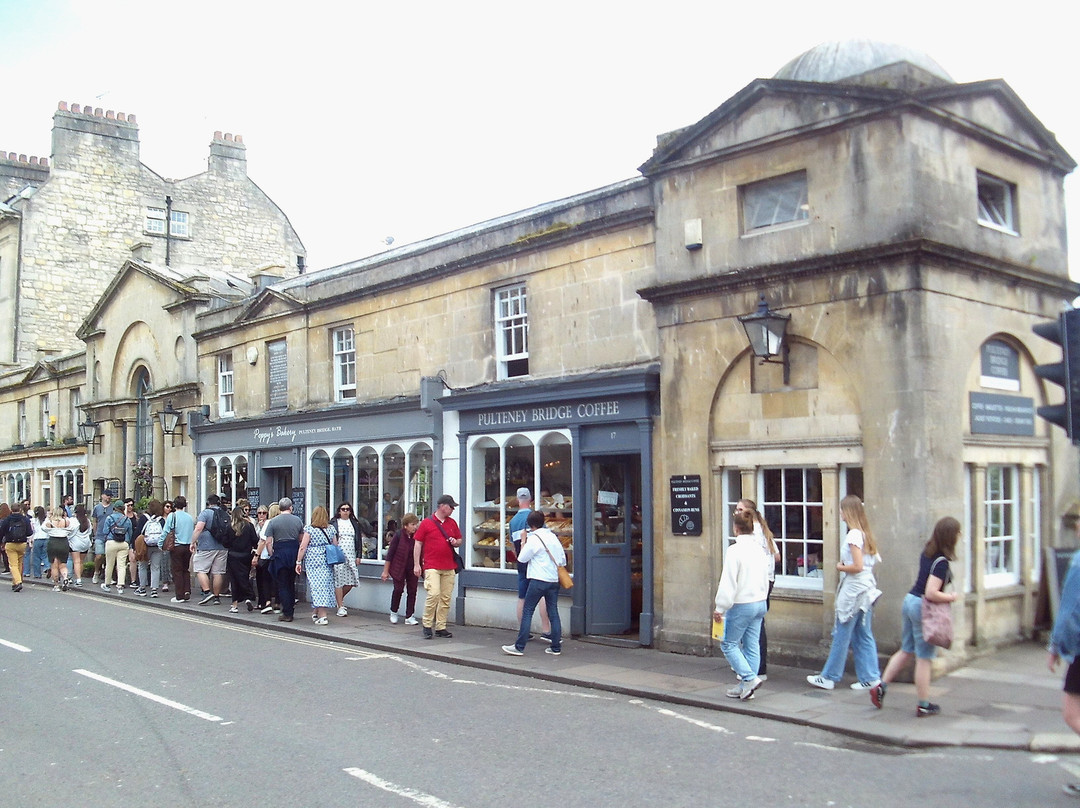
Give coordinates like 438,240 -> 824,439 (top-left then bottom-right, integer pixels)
870,516 -> 960,718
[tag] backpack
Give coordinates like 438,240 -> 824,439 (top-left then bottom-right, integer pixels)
110,515 -> 130,539
6,516 -> 27,541
143,515 -> 164,547
209,507 -> 238,549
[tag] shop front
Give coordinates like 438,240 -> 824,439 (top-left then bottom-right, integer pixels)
1,446 -> 87,511
191,399 -> 438,611
442,367 -> 659,645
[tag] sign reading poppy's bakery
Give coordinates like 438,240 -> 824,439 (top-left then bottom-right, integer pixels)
670,474 -> 702,536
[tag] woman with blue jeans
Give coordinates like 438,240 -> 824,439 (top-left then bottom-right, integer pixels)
502,510 -> 564,657
807,494 -> 882,692
714,510 -> 770,700
873,517 -> 959,716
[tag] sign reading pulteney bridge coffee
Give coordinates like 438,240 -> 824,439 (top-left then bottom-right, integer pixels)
969,392 -> 1035,436
670,474 -> 702,536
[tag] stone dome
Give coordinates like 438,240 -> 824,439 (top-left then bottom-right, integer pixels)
774,39 -> 953,85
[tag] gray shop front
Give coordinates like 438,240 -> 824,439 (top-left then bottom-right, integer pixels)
442,366 -> 659,645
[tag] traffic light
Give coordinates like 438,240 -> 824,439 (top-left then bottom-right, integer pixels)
1033,309 -> 1080,442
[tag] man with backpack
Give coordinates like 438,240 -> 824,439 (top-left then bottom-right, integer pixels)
191,494 -> 231,605
1,502 -> 33,592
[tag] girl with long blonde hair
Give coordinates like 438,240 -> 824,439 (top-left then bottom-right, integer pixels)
807,494 -> 883,691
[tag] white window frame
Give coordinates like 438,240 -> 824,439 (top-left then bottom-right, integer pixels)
742,171 -> 809,233
217,354 -> 235,417
18,400 -> 27,444
984,464 -> 1020,587
146,207 -> 166,234
40,393 -> 51,440
759,466 -> 824,591
495,284 -> 529,380
333,326 -> 356,402
169,209 -> 189,238
977,171 -> 1018,234
70,388 -> 81,436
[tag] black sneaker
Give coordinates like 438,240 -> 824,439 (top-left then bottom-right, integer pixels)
870,682 -> 887,709
198,592 -> 215,605
422,627 -> 433,639
434,629 -> 453,638
212,597 -> 221,606
539,633 -> 553,644
916,702 -> 941,718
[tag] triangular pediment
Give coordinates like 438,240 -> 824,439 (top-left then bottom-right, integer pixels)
641,78 -> 1074,175
76,260 -> 201,340
235,287 -> 305,322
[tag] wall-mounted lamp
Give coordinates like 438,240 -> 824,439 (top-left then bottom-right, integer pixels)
159,401 -> 183,436
78,416 -> 101,451
738,294 -> 791,383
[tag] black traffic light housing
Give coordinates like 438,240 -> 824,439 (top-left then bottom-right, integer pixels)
1033,309 -> 1080,443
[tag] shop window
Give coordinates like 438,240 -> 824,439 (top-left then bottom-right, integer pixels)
407,443 -> 433,521
467,430 -> 572,572
356,447 -> 380,527
977,171 -> 1017,234
203,458 -> 218,504
495,284 -> 529,380
234,457 -> 248,503
219,457 -> 234,506
218,355 -> 234,417
332,449 -> 353,512
333,327 -> 356,402
760,466 -> 823,588
379,444 -> 405,549
310,451 -> 330,516
741,171 -> 809,233
985,464 -> 1020,586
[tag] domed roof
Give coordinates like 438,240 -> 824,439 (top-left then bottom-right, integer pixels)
774,39 -> 953,85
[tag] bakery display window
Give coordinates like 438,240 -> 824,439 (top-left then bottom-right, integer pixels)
467,429 -> 573,572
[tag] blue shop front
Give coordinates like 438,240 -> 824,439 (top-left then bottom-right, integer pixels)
441,367 -> 659,644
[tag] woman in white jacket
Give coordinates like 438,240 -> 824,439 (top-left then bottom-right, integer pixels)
713,510 -> 770,700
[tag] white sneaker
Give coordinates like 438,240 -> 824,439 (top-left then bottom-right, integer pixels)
314,617 -> 328,625
501,644 -> 524,656
389,612 -> 399,624
100,583 -> 111,592
806,674 -> 834,690
850,679 -> 881,691
92,574 -> 100,584
404,616 -> 418,625
116,586 -> 124,594
337,606 -> 348,617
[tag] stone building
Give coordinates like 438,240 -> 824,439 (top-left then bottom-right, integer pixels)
22,40 -> 1074,668
0,102 -> 307,367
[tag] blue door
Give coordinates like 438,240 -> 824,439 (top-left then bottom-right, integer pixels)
584,457 -> 641,635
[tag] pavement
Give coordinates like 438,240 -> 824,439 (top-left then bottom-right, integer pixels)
15,573 -> 1077,753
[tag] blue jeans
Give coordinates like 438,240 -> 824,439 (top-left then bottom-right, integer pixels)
721,600 -> 767,681
820,607 -> 881,683
28,538 -> 48,577
515,579 -> 561,652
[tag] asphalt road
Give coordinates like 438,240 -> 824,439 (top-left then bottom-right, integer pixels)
0,589 -> 1074,808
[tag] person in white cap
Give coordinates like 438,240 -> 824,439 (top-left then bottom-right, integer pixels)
508,487 -> 552,641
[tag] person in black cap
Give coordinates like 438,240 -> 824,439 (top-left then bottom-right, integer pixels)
412,494 -> 463,638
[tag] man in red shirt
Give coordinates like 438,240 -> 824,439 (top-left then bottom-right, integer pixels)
412,494 -> 463,639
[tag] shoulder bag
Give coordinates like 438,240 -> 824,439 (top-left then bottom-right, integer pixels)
921,556 -> 953,649
429,516 -> 464,572
536,532 -> 573,590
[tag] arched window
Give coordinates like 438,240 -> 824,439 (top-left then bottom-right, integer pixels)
134,369 -> 153,464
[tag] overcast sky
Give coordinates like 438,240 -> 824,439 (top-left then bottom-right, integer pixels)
2,0 -> 1078,274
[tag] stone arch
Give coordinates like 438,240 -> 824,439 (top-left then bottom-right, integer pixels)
964,331 -> 1046,438
110,321 -> 160,399
710,336 -> 862,444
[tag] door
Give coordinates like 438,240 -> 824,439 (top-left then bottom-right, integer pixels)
584,456 -> 642,635
264,467 -> 292,504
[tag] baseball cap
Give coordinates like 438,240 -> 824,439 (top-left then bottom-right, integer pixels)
516,487 -> 532,500
436,494 -> 458,508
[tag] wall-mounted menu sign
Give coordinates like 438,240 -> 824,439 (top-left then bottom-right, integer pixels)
268,339 -> 288,410
246,487 -> 260,508
670,474 -> 702,536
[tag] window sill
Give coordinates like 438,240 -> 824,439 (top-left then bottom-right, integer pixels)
977,221 -> 1019,237
772,585 -> 824,603
741,218 -> 809,238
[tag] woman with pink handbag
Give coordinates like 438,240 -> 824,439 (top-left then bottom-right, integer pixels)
870,516 -> 960,717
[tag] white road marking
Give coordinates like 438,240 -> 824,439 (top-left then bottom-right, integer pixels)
746,735 -> 777,742
344,768 -> 466,808
73,669 -> 223,722
382,654 -> 612,699
0,638 -> 31,653
629,699 -> 733,734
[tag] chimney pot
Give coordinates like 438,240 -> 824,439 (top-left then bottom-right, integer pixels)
214,130 -> 222,140
94,107 -> 103,117
40,157 -> 48,167
58,101 -> 68,111
235,134 -> 243,143
106,110 -> 115,119
127,114 -> 136,123
71,103 -> 81,113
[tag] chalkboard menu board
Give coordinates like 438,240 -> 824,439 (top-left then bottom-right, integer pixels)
268,339 -> 288,410
670,474 -> 702,536
246,487 -> 260,508
290,486 -> 306,522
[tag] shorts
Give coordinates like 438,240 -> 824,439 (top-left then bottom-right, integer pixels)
899,592 -> 937,660
1066,657 -> 1080,696
193,548 -> 228,575
94,538 -> 106,555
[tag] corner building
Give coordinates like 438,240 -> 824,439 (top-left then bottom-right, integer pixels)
190,41 -> 1076,665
